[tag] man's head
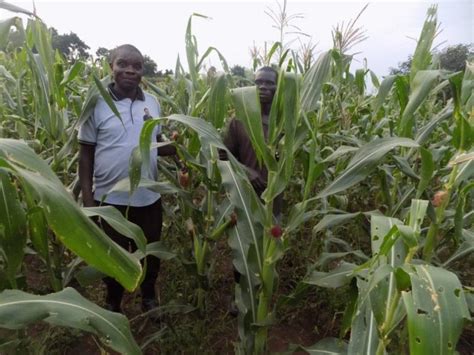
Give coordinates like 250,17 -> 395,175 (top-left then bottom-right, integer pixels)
109,44 -> 144,94
255,66 -> 278,105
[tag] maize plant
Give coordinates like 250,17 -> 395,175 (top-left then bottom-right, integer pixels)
0,1 -> 472,354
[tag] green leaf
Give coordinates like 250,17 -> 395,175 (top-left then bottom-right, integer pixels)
92,74 -> 122,124
207,73 -> 228,129
0,140 -> 142,291
399,70 -> 442,138
0,287 -> 140,355
305,262 -> 357,288
318,137 -> 419,198
415,105 -> 453,146
348,280 -> 381,355
0,171 -> 27,284
230,86 -> 277,171
409,5 -> 437,84
372,75 -> 397,114
416,148 -> 434,198
313,212 -> 362,234
299,337 -> 348,354
402,265 -> 470,355
82,206 -> 147,253
301,50 -> 332,114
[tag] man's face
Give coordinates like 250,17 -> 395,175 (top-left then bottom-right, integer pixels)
110,48 -> 144,93
255,70 -> 277,105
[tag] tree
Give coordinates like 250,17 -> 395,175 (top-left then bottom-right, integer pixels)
51,28 -> 90,61
438,44 -> 473,72
95,47 -> 110,62
143,55 -> 158,77
231,64 -> 246,77
389,43 -> 473,75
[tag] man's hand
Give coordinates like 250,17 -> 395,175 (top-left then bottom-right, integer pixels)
248,169 -> 266,192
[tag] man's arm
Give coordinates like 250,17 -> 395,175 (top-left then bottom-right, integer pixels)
79,143 -> 96,207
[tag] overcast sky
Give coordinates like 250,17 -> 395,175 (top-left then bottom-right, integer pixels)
1,0 -> 472,77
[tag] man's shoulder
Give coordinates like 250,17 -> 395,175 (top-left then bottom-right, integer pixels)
143,91 -> 159,105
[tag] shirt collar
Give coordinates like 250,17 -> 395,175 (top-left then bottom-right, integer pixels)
107,83 -> 145,101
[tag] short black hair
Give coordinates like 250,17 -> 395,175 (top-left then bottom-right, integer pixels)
256,66 -> 278,79
109,44 -> 143,63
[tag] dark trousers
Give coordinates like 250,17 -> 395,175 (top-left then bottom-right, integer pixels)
97,199 -> 162,306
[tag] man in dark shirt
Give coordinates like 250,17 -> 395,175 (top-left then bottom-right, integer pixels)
221,67 -> 282,315
222,66 -> 282,217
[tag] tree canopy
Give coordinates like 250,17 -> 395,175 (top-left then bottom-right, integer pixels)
390,43 -> 473,75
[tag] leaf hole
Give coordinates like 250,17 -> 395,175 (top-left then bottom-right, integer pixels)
373,235 -> 379,241
416,337 -> 422,344
396,254 -> 401,259
454,289 -> 461,297
438,286 -> 444,293
447,341 -> 452,349
416,309 -> 428,315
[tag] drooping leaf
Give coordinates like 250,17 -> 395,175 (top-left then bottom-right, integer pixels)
230,86 -> 277,171
399,70 -> 442,138
372,75 -> 397,114
0,287 -> 140,355
318,137 -> 419,198
301,50 -> 332,114
0,170 -> 27,284
305,262 -> 357,288
0,140 -> 142,291
416,148 -> 434,198
402,265 -> 470,355
409,5 -> 438,84
299,337 -> 348,354
82,206 -> 147,253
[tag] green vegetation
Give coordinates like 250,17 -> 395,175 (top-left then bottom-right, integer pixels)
0,1 -> 472,354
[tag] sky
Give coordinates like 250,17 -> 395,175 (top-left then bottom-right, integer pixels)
1,0 -> 472,77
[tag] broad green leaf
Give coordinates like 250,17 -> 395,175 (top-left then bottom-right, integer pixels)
372,75 -> 397,114
348,280 -> 381,355
313,212 -> 362,234
142,78 -> 180,113
399,70 -> 442,138
416,148 -> 434,198
453,159 -> 474,187
322,145 -> 358,163
0,287 -> 140,355
0,170 -> 26,284
0,140 -> 142,291
0,4 -> 35,17
196,46 -> 229,73
301,50 -> 332,114
185,13 -> 208,89
415,105 -> 453,146
92,74 -> 122,124
305,262 -> 357,288
402,265 -> 470,355
442,232 -> 474,267
315,251 -> 368,268
207,73 -> 228,129
136,241 -> 176,261
59,61 -> 84,88
393,155 -> 419,180
218,160 -> 264,270
23,185 -> 48,259
83,206 -> 147,253
409,5 -> 437,84
299,337 -> 348,354
461,62 -> 474,111
231,86 -> 277,171
408,199 -> 429,233
318,137 -> 419,198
